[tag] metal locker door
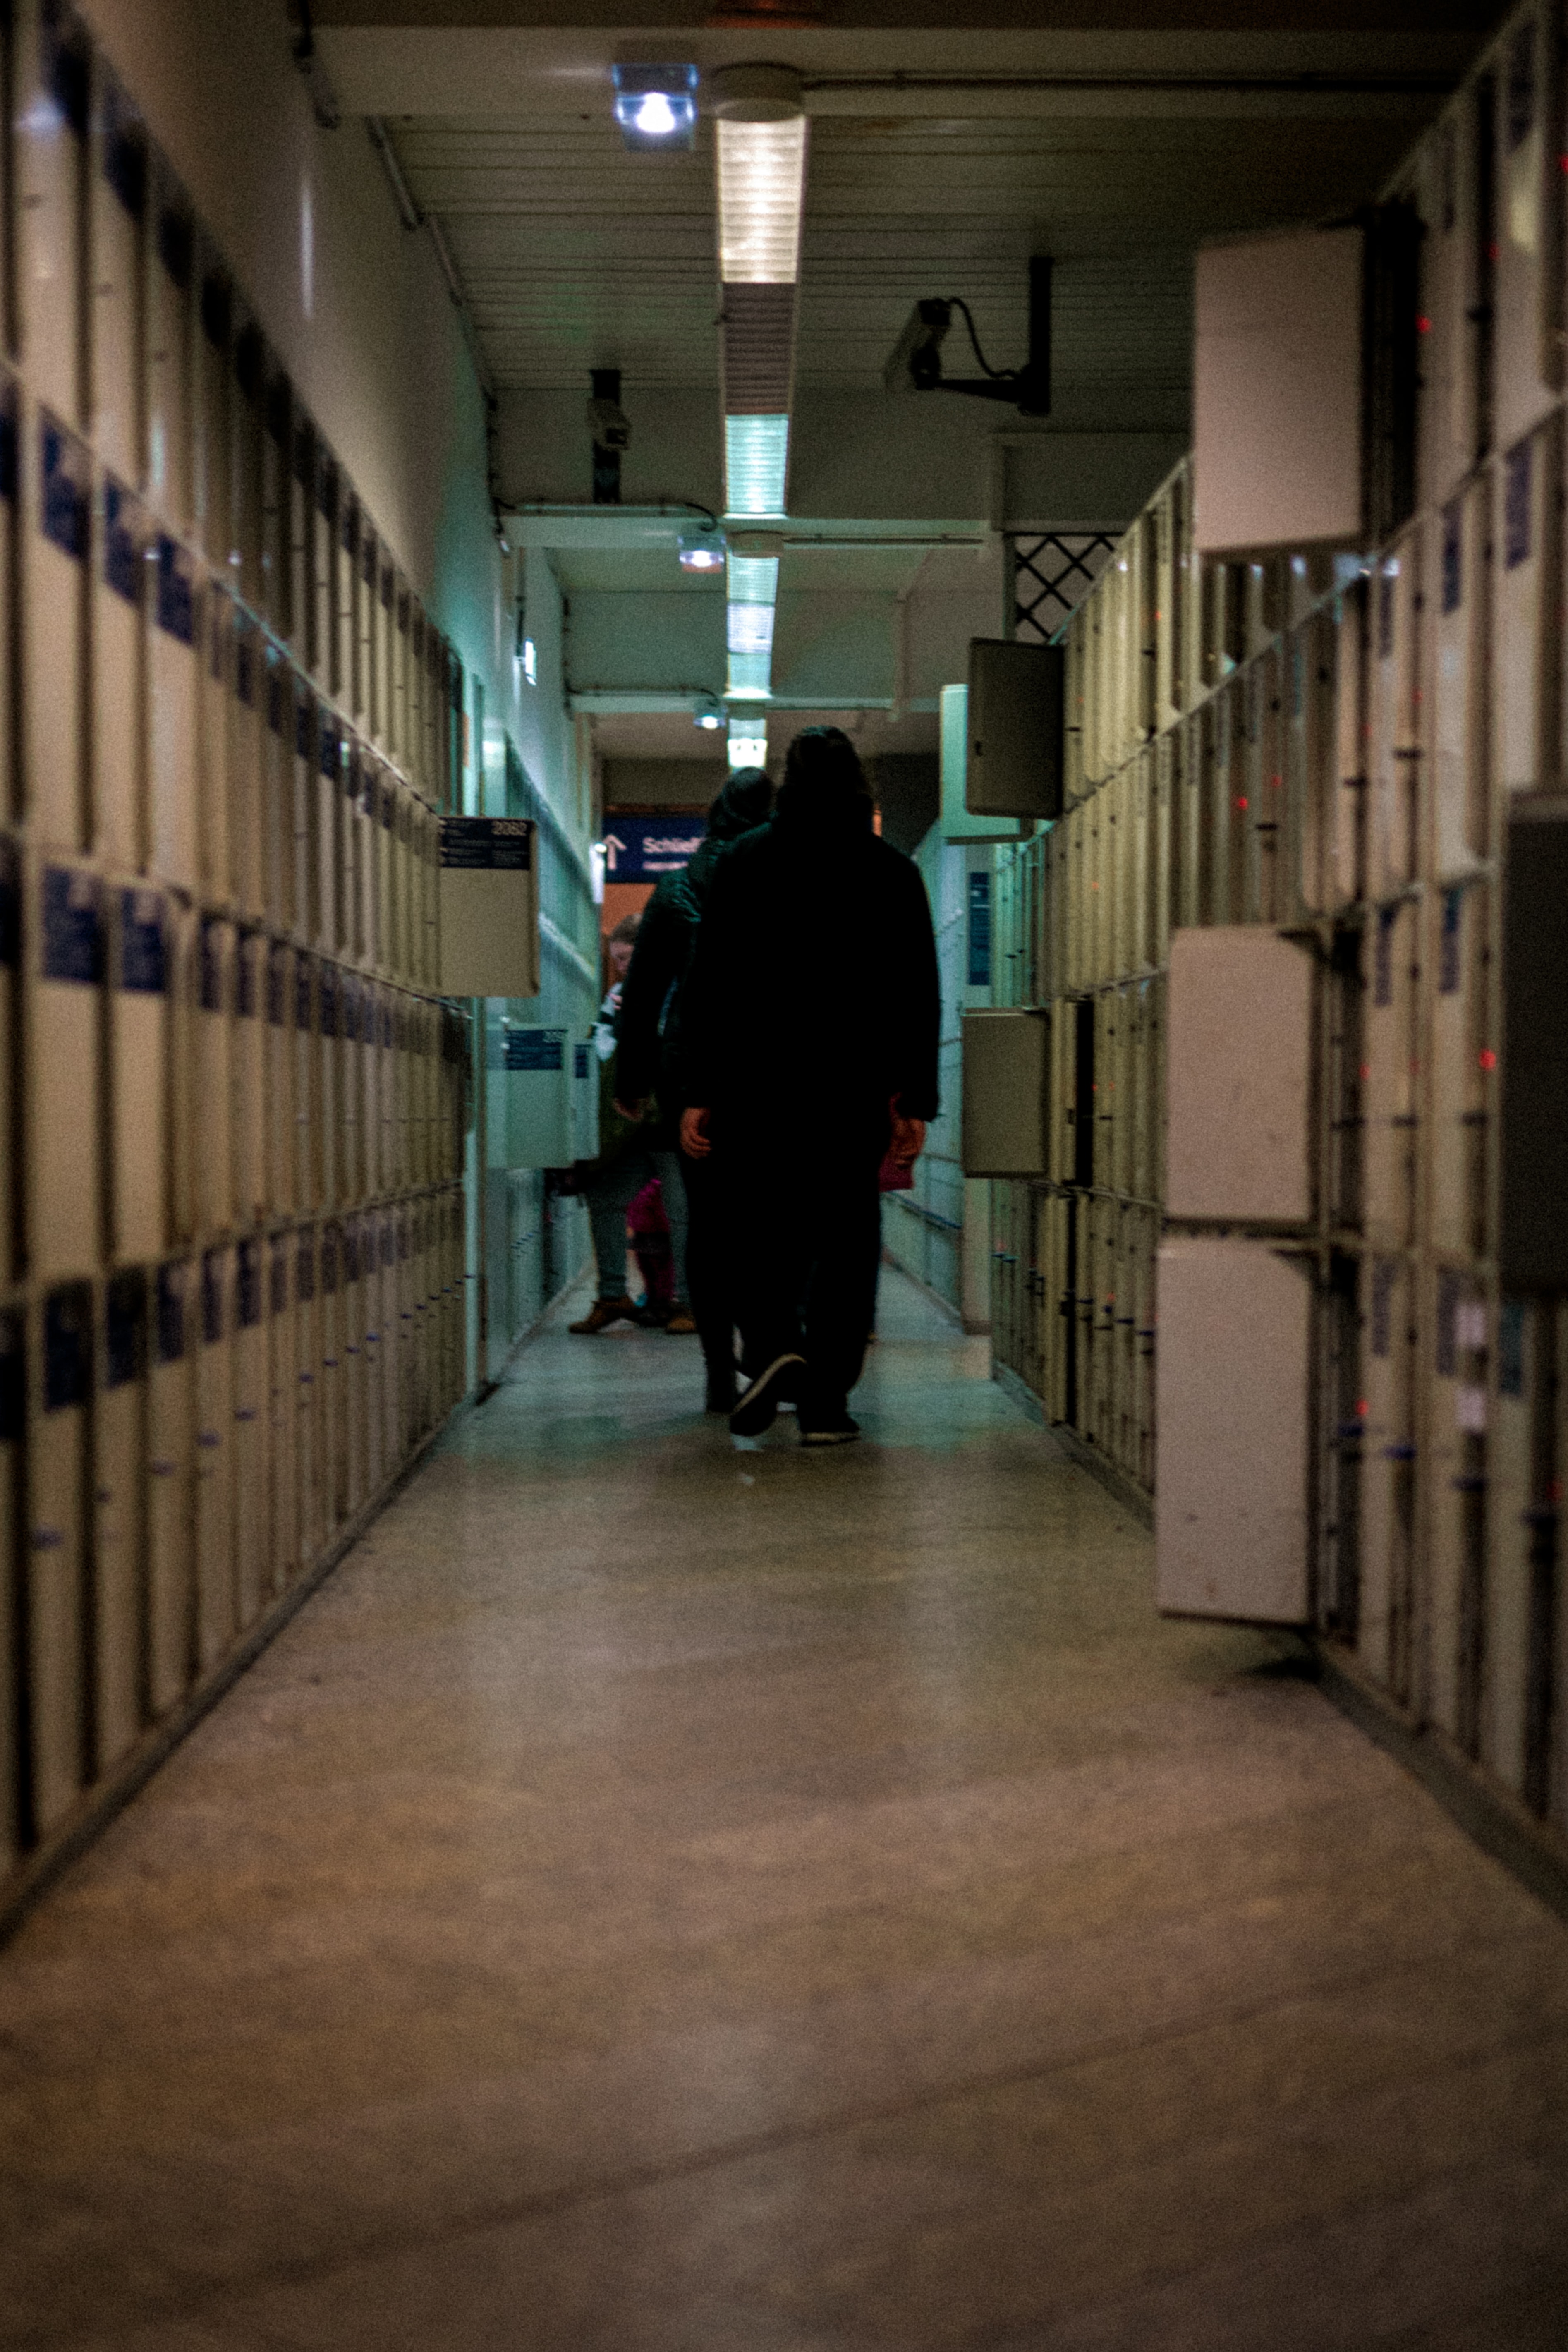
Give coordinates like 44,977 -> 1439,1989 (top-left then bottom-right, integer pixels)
147,1259 -> 193,1713
1429,881 -> 1491,1261
379,768 -> 399,975
1416,101 -> 1485,511
1357,1253 -> 1418,1701
311,448 -> 336,692
93,474 -> 148,869
196,918 -> 235,1236
14,0 -> 86,422
1363,902 -> 1418,1250
164,898 -> 199,1247
340,741 -> 363,966
88,67 -> 144,488
24,404 -> 90,850
262,648 -> 293,933
357,753 -> 380,972
393,573 -> 411,770
398,1207 -> 417,1454
266,1235 -> 297,1594
109,884 -> 168,1264
319,1223 -> 346,1536
0,1313 -> 21,1868
362,1218 -> 385,1499
1425,1271 -> 1489,1744
318,959 -> 340,1211
294,953 -> 320,1213
148,532 -> 200,889
339,974 -> 361,1207
266,941 -> 295,1218
1493,415 -> 1562,796
199,582 -> 232,903
230,613 -> 265,923
95,1269 -> 146,1774
1491,5 -> 1563,453
376,545 -> 395,753
294,1226 -> 321,1568
316,702 -> 342,953
27,1281 -> 91,1832
233,931 -> 266,1230
338,492 -> 361,718
194,1246 -> 235,1669
28,857 -> 104,1280
194,247 -> 232,573
1367,533 -> 1422,898
230,313 -> 265,613
288,415 -> 314,667
260,371 -> 290,637
232,1236 -> 266,1631
1329,584 -> 1366,910
409,605 -> 426,790
358,524 -> 379,741
341,1219 -> 366,1515
0,377 -> 15,826
0,838 -> 15,1292
292,678 -> 320,947
1483,1300 -> 1534,1799
144,166 -> 193,530
395,786 -> 415,983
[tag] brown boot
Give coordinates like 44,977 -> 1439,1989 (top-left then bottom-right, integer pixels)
569,1296 -> 641,1334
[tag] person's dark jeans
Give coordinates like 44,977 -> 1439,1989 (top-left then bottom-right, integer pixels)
679,1146 -> 738,1376
721,1122 -> 886,1415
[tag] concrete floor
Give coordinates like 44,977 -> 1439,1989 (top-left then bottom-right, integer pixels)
3,1271 -> 1567,2351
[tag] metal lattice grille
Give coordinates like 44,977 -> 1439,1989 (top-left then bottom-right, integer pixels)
1010,532 -> 1119,642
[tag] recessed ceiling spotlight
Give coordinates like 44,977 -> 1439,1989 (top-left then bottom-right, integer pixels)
678,530 -> 725,572
695,711 -> 723,730
613,64 -> 698,152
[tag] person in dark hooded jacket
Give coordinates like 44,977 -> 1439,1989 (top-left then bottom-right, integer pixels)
678,728 -> 939,1447
614,767 -> 773,1407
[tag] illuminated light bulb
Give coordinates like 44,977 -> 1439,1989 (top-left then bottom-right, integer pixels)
636,92 -> 677,137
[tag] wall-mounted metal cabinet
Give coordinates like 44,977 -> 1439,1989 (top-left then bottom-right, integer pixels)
961,1008 -> 1049,1177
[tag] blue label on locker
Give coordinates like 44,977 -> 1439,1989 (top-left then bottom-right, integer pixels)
237,1240 -> 262,1330
43,867 -> 104,985
0,374 -> 16,505
203,1252 -> 225,1344
45,1285 -> 92,1413
41,414 -> 89,560
505,1028 -> 564,1071
103,477 -> 145,604
0,1311 -> 22,1442
154,534 -> 196,643
574,1042 -> 589,1080
157,1262 -> 187,1364
199,920 -> 224,1011
0,836 -> 17,968
296,1232 -> 316,1303
319,963 -> 338,1039
440,817 -> 533,872
105,1272 -> 146,1389
120,889 -> 166,993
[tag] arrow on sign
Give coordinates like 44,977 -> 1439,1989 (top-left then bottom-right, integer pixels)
602,833 -> 626,872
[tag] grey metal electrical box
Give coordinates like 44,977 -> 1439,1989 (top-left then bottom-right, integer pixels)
1501,800 -> 1568,1291
438,817 -> 541,998
961,1008 -> 1049,1176
965,639 -> 1065,820
1165,925 -> 1315,1224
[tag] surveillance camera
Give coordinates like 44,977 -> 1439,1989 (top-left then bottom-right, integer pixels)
587,396 -> 631,453
883,299 -> 952,395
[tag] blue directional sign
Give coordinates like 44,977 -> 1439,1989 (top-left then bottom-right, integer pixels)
600,816 -> 706,880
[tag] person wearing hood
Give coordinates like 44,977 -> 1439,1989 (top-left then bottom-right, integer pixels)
677,728 -> 939,1447
613,767 -> 773,1406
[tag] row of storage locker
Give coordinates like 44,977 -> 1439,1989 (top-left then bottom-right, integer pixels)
1,836 -> 470,1289
0,2 -> 459,819
1,376 -> 452,977
0,1183 -> 467,1865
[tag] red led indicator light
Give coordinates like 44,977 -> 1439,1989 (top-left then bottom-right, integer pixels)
1235,795 -> 1249,810
1480,1047 -> 1497,1070
1417,314 -> 1432,333
1359,1062 -> 1371,1081
1356,1399 -> 1369,1420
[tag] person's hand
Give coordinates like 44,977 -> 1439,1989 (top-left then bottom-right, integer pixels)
612,1096 -> 649,1122
681,1105 -> 713,1160
888,1114 -> 926,1166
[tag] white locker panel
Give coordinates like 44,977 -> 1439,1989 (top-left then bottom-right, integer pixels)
267,1235 -> 297,1594
292,678 -> 319,946
259,372 -> 289,636
196,917 -> 235,1235
230,316 -> 265,612
358,524 -> 379,742
294,954 -> 320,1212
194,250 -> 232,572
14,0 -> 87,424
342,1219 -> 366,1515
199,582 -> 232,901
93,475 -> 148,867
27,1281 -> 91,1831
319,1224 -> 346,1536
233,931 -> 266,1229
376,546 -> 395,754
266,941 -> 295,1217
194,1245 -> 234,1669
1367,535 -> 1421,898
1492,5 -> 1562,451
26,407 -> 89,850
232,1237 -> 266,1632
144,174 -> 193,528
148,532 -> 199,889
294,1226 -> 322,1567
1329,585 -> 1365,910
1155,1237 -> 1310,1623
1430,881 -> 1491,1260
363,1220 -> 386,1499
1417,105 -> 1484,509
1165,926 -> 1314,1223
311,447 -> 335,690
29,859 -> 103,1279
230,612 -> 264,921
262,647 -> 293,933
0,1313 -> 21,1866
318,959 -> 340,1210
109,884 -> 168,1263
1493,416 -> 1561,795
95,1269 -> 146,1773
88,69 -> 144,484
379,1213 -> 400,1477
1430,479 -> 1488,879
147,1259 -> 193,1713
338,491 -> 361,718
164,899 -> 198,1245
316,702 -> 343,952
339,973 -> 361,1206
288,416 -> 313,666
1364,899 -> 1420,1248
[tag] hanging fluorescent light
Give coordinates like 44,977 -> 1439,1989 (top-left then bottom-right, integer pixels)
612,64 -> 698,152
716,115 -> 807,284
726,603 -> 774,656
727,552 -> 779,605
725,414 -> 788,517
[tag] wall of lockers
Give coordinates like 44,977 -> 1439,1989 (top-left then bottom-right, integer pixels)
987,0 -> 1568,1851
0,0 -> 485,1901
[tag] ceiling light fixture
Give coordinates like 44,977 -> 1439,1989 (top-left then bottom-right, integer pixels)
677,527 -> 725,572
612,64 -> 699,151
724,414 -> 789,517
728,728 -> 768,769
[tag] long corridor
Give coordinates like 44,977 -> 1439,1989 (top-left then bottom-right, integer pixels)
1,1272 -> 1566,2350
